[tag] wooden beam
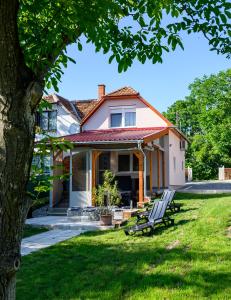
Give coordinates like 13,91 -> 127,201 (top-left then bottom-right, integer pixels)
53,149 -> 62,161
91,150 -> 101,206
143,127 -> 169,143
149,151 -> 152,195
133,151 -> 144,207
162,151 -> 165,188
157,149 -> 160,190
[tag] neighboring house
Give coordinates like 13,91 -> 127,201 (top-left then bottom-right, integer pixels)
33,94 -> 97,172
49,84 -> 187,209
35,94 -> 98,139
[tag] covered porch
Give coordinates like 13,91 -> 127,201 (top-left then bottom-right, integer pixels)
50,127 -> 169,209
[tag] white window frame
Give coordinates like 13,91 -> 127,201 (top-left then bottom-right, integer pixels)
109,105 -> 136,128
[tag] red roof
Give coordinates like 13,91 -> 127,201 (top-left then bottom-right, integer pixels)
61,127 -> 168,143
106,86 -> 139,97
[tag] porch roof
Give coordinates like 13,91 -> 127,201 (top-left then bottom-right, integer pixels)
61,127 -> 168,144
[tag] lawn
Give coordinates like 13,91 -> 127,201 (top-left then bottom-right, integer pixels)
23,225 -> 49,238
17,193 -> 231,299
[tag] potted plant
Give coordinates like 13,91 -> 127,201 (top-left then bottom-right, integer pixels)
94,170 -> 121,225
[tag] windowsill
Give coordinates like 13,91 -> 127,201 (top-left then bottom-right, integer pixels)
110,126 -> 137,129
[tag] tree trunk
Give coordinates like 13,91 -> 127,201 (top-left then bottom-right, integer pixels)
0,0 -> 43,299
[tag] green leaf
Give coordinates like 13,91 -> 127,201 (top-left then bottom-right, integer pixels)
77,42 -> 83,51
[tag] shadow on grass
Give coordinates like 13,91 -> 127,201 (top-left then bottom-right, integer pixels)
167,207 -> 199,216
17,236 -> 231,300
17,198 -> 231,299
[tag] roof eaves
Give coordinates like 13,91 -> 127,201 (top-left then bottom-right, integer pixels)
143,127 -> 169,143
170,126 -> 189,142
69,139 -> 143,145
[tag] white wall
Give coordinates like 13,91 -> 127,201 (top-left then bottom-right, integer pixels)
56,106 -> 80,136
168,130 -> 185,186
35,104 -> 80,141
83,98 -> 168,131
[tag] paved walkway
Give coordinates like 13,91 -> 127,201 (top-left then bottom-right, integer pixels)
22,216 -> 112,256
21,229 -> 84,256
178,180 -> 231,194
26,216 -> 111,230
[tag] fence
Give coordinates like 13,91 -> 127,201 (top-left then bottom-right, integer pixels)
185,167 -> 193,182
218,167 -> 231,180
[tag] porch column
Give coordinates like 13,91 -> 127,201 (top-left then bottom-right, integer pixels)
134,151 -> 144,207
162,151 -> 165,188
157,148 -> 160,190
52,150 -> 63,207
149,151 -> 153,195
49,152 -> 53,208
92,150 -> 101,206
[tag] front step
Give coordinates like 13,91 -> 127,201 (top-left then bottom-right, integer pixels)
47,208 -> 67,216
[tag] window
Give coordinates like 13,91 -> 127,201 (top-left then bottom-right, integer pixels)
180,139 -> 186,150
125,112 -> 136,126
99,152 -> 111,184
173,156 -> 176,171
72,152 -> 87,191
48,111 -> 57,131
133,154 -> 139,171
118,154 -> 130,171
36,110 -> 57,131
32,155 -> 50,174
111,113 -> 122,127
110,106 -> 136,128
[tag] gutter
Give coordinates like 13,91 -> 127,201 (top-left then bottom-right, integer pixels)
67,139 -> 143,145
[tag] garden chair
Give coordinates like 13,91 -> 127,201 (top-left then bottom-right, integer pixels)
137,190 -> 172,220
124,200 -> 174,235
166,190 -> 181,212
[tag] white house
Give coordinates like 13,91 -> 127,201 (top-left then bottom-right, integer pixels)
48,85 -> 187,209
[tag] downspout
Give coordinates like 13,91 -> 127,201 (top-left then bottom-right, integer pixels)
138,141 -> 147,198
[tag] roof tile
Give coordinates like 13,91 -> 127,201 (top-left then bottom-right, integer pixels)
61,127 -> 167,143
71,100 -> 98,119
106,86 -> 139,97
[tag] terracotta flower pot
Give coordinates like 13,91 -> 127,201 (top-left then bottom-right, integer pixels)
100,214 -> 112,226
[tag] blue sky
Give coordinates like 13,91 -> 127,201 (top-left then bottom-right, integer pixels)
49,32 -> 230,113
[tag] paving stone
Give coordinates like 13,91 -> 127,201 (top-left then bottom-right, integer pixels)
22,216 -> 113,256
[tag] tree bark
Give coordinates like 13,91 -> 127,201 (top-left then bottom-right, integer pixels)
0,1 -> 43,299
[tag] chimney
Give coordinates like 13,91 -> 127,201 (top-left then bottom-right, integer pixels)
98,84 -> 105,100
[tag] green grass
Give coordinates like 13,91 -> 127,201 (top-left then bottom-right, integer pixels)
23,225 -> 49,238
17,193 -> 231,299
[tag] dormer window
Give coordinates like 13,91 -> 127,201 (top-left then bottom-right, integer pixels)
110,106 -> 136,128
111,113 -> 122,128
125,111 -> 136,126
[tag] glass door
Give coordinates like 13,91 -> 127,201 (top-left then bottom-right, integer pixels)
70,150 -> 91,207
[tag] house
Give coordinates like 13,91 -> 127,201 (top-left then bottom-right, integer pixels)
49,84 -> 187,209
33,94 -> 97,171
35,93 -> 98,139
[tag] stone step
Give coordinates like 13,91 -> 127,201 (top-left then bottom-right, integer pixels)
47,208 -> 67,216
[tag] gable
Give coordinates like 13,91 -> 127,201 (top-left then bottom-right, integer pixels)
82,96 -> 172,131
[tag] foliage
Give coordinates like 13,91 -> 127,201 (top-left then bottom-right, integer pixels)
94,170 -> 121,214
164,69 -> 231,180
17,193 -> 231,299
23,225 -> 49,238
29,121 -> 74,200
18,0 -> 231,91
30,197 -> 49,211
